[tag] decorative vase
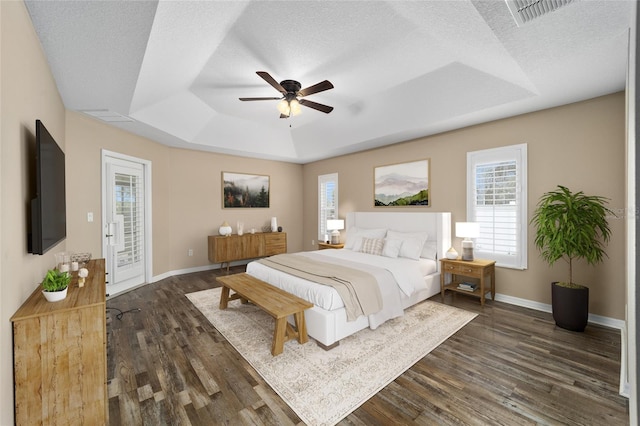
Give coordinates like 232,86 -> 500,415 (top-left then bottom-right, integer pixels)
237,221 -> 244,236
219,221 -> 232,236
271,217 -> 278,232
445,247 -> 459,260
42,287 -> 68,302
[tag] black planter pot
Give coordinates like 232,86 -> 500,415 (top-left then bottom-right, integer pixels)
551,282 -> 589,332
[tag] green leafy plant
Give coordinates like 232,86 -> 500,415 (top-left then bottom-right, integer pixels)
41,268 -> 71,292
531,185 -> 613,287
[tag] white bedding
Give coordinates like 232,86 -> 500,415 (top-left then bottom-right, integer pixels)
245,211 -> 451,347
245,248 -> 437,312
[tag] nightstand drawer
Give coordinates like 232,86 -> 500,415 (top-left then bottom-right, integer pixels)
442,262 -> 483,277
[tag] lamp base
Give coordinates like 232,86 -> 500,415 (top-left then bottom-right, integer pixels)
461,240 -> 474,261
331,230 -> 340,245
461,248 -> 474,261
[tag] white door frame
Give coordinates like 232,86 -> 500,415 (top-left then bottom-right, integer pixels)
101,149 -> 153,294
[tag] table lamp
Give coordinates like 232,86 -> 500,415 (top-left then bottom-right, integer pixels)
327,219 -> 344,244
455,222 -> 480,261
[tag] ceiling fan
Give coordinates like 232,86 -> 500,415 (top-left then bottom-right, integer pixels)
239,71 -> 334,118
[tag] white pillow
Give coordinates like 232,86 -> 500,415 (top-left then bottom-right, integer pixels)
344,227 -> 387,250
382,238 -> 402,258
398,239 -> 422,260
421,241 -> 438,260
360,237 -> 384,256
386,230 -> 429,260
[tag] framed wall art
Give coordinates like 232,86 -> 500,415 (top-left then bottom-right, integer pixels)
374,159 -> 430,207
222,172 -> 270,208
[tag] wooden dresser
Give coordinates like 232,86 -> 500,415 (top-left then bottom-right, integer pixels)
11,259 -> 107,424
208,232 -> 287,270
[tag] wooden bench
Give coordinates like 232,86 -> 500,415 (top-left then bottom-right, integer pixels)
216,273 -> 313,356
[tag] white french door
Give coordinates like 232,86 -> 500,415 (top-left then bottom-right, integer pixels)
102,151 -> 152,294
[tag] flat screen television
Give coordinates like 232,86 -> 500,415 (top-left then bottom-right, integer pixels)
29,119 -> 66,255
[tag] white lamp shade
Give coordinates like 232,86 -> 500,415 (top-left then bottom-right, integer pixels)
455,222 -> 479,238
327,219 -> 344,231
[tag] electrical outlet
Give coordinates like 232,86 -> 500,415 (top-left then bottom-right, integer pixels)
188,249 -> 193,256
311,239 -> 315,246
87,212 -> 93,222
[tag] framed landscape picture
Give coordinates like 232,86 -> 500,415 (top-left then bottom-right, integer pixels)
374,159 -> 430,207
222,172 -> 270,208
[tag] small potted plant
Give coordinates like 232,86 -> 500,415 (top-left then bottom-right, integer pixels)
41,268 -> 71,302
531,185 -> 613,331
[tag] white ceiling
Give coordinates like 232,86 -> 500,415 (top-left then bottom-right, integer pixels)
25,0 -> 633,164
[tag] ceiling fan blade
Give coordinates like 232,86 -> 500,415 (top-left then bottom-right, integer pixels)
239,97 -> 282,101
299,98 -> 334,114
256,71 -> 287,94
298,80 -> 334,97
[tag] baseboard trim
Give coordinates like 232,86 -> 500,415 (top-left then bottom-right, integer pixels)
150,264 -> 220,283
493,293 -> 625,330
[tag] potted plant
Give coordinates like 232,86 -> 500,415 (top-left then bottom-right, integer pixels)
531,185 -> 613,331
41,268 -> 71,302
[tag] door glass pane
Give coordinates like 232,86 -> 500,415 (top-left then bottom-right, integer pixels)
114,172 -> 144,269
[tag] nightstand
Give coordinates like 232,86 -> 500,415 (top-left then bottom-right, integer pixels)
318,242 -> 344,250
440,258 -> 496,305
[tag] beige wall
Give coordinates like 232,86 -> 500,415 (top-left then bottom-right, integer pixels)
303,93 -> 626,320
0,2 -> 67,424
65,111 -> 304,276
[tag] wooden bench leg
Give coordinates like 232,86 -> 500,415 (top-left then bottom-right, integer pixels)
293,311 -> 308,344
272,318 -> 287,356
219,286 -> 230,310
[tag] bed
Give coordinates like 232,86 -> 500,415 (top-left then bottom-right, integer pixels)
246,211 -> 451,348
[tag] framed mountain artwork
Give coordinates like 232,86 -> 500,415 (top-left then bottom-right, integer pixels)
374,159 -> 430,207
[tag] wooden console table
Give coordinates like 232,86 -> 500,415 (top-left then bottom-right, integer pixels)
11,259 -> 107,424
208,232 -> 286,272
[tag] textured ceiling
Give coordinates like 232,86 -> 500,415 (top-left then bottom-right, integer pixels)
25,0 -> 633,164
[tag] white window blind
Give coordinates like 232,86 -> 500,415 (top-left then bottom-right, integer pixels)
318,173 -> 338,241
467,144 -> 527,269
115,172 -> 144,268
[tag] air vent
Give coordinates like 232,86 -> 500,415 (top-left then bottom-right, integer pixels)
81,109 -> 134,123
505,0 -> 575,26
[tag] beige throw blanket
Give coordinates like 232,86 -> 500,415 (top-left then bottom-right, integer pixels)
257,254 -> 382,321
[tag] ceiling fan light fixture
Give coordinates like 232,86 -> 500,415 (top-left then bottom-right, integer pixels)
290,99 -> 302,116
277,99 -> 290,115
241,71 -> 334,118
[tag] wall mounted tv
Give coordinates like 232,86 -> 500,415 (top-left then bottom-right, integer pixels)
29,119 -> 66,255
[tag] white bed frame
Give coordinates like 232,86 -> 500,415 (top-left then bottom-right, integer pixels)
252,211 -> 451,348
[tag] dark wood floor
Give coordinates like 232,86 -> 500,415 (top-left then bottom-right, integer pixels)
106,266 -> 629,425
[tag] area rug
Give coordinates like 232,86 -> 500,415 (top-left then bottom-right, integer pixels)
187,287 -> 476,426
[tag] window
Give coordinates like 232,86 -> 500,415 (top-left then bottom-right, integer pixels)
467,144 -> 527,269
318,173 -> 338,241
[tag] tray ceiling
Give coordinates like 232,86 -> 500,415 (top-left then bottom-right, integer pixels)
25,0 -> 633,163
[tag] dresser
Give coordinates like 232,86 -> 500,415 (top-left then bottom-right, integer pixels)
208,232 -> 287,271
11,259 -> 107,424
